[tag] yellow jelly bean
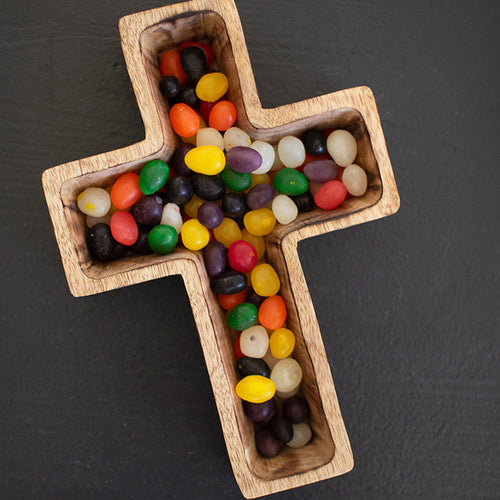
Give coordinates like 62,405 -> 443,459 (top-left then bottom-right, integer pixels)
235,375 -> 276,403
183,194 -> 204,219
195,72 -> 229,102
241,229 -> 265,260
185,145 -> 225,175
213,217 -> 242,248
269,328 -> 296,359
251,263 -> 280,296
181,219 -> 210,251
247,173 -> 271,191
243,208 -> 276,236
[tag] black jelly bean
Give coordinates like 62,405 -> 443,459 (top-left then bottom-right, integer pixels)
132,226 -> 153,255
210,270 -> 247,295
243,398 -> 277,424
159,75 -> 180,99
179,46 -> 206,83
87,223 -> 115,262
203,241 -> 227,279
245,288 -> 266,308
222,192 -> 246,218
236,357 -> 271,378
171,84 -> 200,110
192,173 -> 225,201
290,190 -> 315,212
131,195 -> 163,226
171,143 -> 194,176
255,427 -> 281,458
164,175 -> 193,206
302,128 -> 326,156
282,396 -> 311,424
271,417 -> 294,444
198,201 -> 224,229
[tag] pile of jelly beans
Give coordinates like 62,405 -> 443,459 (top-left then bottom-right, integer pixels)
77,40 -> 369,458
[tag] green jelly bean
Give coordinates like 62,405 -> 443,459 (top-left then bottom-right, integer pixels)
148,224 -> 178,254
227,302 -> 258,331
272,168 -> 308,196
139,159 -> 169,195
219,165 -> 252,192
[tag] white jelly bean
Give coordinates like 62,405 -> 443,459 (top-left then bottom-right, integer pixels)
196,127 -> 224,150
240,325 -> 269,358
276,386 -> 300,399
278,136 -> 306,168
342,164 -> 368,196
161,203 -> 183,234
77,187 -> 111,217
86,213 -> 111,228
272,194 -> 298,225
271,358 -> 303,393
250,141 -> 275,174
287,423 -> 312,448
326,130 -> 357,167
224,127 -> 251,151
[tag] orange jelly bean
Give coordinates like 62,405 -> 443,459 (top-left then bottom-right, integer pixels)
258,295 -> 287,330
218,290 -> 247,311
110,173 -> 142,210
159,50 -> 187,84
208,100 -> 237,131
169,103 -> 200,138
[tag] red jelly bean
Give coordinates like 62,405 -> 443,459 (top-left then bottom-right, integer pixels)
209,100 -> 237,131
169,103 -> 200,138
258,295 -> 287,330
314,180 -> 347,210
110,211 -> 138,246
199,100 -> 216,124
110,173 -> 142,209
218,290 -> 247,311
159,50 -> 187,84
228,240 -> 258,273
177,41 -> 215,67
234,334 -> 245,359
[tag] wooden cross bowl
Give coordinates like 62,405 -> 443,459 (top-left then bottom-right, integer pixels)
42,0 -> 400,497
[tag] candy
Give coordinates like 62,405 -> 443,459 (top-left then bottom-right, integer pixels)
242,398 -> 277,424
247,173 -> 271,190
198,201 -> 224,228
138,159 -> 169,195
226,146 -> 262,173
179,46 -> 206,82
290,191 -> 315,212
272,168 -> 308,196
199,100 -> 216,124
233,334 -> 245,359
246,183 -> 276,210
282,396 -> 310,424
110,211 -> 138,246
172,84 -> 200,110
270,358 -> 303,393
240,325 -> 269,358
196,127 -> 224,150
258,295 -> 287,330
159,50 -> 187,84
77,187 -> 111,217
169,103 -> 200,138
255,427 -> 281,457
251,263 -> 280,297
185,145 -> 225,175
326,129 -> 357,167
342,164 -> 368,196
235,375 -> 275,404
177,41 -> 215,66
243,208 -> 276,236
86,223 -> 117,262
236,357 -> 271,378
132,226 -> 153,255
183,194 -> 204,219
271,144 -> 284,171
85,213 -> 111,228
203,241 -> 227,279
131,195 -> 163,225
160,203 -> 183,233
148,224 -> 178,254
224,127 -> 251,151
278,135 -> 306,168
110,172 -> 141,209
191,173 -> 226,201
314,180 -> 347,210
218,289 -> 246,310
250,141 -> 275,174
241,230 -> 265,260
181,219 -> 210,250
213,217 -> 242,248
303,159 -> 338,183
269,328 -> 295,359
170,143 -> 194,176
227,302 -> 258,331
221,192 -> 247,217
219,166 -> 252,192
195,72 -> 228,102
210,270 -> 247,295
302,128 -> 326,156
271,194 -> 298,225
159,75 -> 180,99
262,347 -> 280,369
245,289 -> 266,309
287,423 -> 312,448
208,100 -> 237,131
228,240 -> 257,273
271,417 -> 294,444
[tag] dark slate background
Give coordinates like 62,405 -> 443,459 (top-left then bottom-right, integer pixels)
1,0 -> 498,498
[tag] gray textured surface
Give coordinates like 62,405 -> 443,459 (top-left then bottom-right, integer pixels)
1,0 -> 498,498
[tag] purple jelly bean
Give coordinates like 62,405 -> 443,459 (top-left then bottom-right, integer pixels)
303,159 -> 338,183
226,146 -> 262,173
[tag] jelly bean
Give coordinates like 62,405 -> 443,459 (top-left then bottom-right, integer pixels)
184,145 -> 225,175
282,396 -> 310,424
213,217 -> 242,248
199,100 -> 216,124
195,72 -> 228,102
131,195 -> 163,225
234,334 -> 245,359
179,46 -> 206,82
269,328 -> 295,359
262,347 -> 280,370
237,357 -> 271,378
241,229 -> 265,260
271,417 -> 293,444
242,398 -> 277,424
203,241 -> 227,279
218,289 -> 246,310
236,375 -> 275,404
290,190 -> 315,212
287,423 -> 312,448
255,427 -> 281,457
251,263 -> 280,296
245,288 -> 266,309
191,173 -> 226,201
87,223 -> 117,262
177,41 -> 215,66
161,203 -> 183,233
224,127 -> 251,151
240,325 -> 269,358
183,194 -> 204,219
210,270 -> 247,295
159,75 -> 180,99
196,127 -> 224,150
148,224 -> 178,254
77,187 -> 111,217
272,168 -> 308,196
209,100 -> 237,131
247,173 -> 271,191
314,180 -> 347,210
246,183 -> 276,210
271,194 -> 298,225
169,103 -> 200,138
250,141 -> 275,175
227,302 -> 258,330
258,295 -> 287,330
171,84 -> 200,110
85,213 -> 111,228
302,128 -> 326,156
243,208 -> 276,236
303,159 -> 338,183
219,165 -> 252,192
159,50 -> 187,84
132,226 -> 153,255
111,173 -> 141,209
226,146 -> 262,173
198,201 -> 223,228
270,358 -> 303,393
170,143 -> 194,176
308,181 -> 322,197
139,159 -> 169,195
228,240 -> 257,273
221,192 -> 247,217
326,129 -> 357,167
271,144 -> 284,171
110,211 -> 138,246
181,219 -> 210,250
278,136 -> 306,168
342,164 -> 368,196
